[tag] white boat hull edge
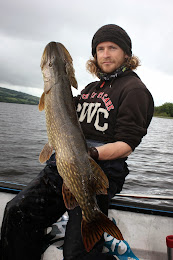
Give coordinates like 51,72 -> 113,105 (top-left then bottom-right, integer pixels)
0,192 -> 172,260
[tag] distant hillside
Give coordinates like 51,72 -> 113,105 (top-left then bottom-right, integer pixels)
0,87 -> 40,105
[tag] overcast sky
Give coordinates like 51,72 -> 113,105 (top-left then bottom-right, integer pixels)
0,0 -> 173,106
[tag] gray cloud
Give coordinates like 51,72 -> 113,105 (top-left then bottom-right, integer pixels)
0,0 -> 173,105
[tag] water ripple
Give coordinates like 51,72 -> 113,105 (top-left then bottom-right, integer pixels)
0,103 -> 173,206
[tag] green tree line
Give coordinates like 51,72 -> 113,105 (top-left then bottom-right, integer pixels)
0,87 -> 39,105
154,102 -> 173,118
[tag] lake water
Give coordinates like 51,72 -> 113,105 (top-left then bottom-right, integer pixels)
0,102 -> 173,208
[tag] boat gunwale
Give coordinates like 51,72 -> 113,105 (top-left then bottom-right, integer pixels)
0,181 -> 172,217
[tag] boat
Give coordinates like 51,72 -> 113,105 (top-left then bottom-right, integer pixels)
0,181 -> 172,260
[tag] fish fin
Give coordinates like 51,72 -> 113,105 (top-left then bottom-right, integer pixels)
89,157 -> 109,195
70,76 -> 78,89
62,183 -> 79,210
39,143 -> 53,163
58,43 -> 78,89
38,92 -> 45,111
66,63 -> 78,89
81,211 -> 124,252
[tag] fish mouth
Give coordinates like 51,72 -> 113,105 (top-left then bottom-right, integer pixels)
40,42 -> 73,70
40,41 -> 78,89
40,42 -> 61,70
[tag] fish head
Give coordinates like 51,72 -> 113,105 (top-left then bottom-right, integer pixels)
40,42 -> 78,93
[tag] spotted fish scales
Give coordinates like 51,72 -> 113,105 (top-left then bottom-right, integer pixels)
38,42 -> 123,252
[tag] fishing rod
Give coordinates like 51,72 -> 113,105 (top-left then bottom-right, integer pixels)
116,193 -> 173,200
0,181 -> 173,200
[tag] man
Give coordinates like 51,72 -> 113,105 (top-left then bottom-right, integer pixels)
1,24 -> 154,260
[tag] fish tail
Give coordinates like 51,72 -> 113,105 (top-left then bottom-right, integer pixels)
81,211 -> 124,252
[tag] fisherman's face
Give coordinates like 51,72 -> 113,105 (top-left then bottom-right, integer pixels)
96,41 -> 128,74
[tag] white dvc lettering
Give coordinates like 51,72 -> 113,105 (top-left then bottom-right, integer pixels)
76,103 -> 82,112
77,102 -> 89,122
77,102 -> 109,132
77,102 -> 101,123
94,108 -> 109,131
87,103 -> 101,123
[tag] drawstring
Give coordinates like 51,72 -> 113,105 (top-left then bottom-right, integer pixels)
96,81 -> 105,90
96,78 -> 115,90
109,78 -> 115,88
100,81 -> 105,88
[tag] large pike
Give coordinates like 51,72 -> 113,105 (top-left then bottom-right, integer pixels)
38,42 -> 123,251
